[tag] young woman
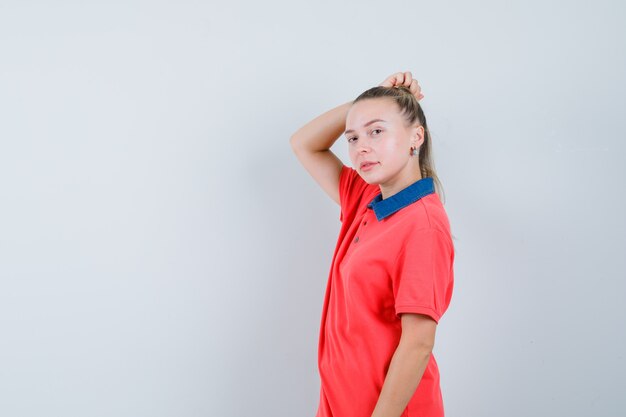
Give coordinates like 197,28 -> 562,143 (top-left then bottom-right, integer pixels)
289,71 -> 455,417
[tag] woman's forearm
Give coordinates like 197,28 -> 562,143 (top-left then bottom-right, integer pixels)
289,100 -> 353,152
370,342 -> 432,417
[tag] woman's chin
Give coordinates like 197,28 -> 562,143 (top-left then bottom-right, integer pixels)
360,172 -> 384,184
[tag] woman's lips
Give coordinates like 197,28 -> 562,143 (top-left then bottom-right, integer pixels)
360,162 -> 378,171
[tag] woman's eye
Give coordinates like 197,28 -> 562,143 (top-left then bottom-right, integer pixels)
348,137 -> 357,143
372,129 -> 382,135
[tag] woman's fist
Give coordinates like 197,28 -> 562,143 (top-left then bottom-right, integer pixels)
379,71 -> 424,101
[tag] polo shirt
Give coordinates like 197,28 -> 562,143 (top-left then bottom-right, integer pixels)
315,164 -> 455,417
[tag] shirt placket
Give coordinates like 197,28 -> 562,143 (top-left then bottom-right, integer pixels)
352,209 -> 374,245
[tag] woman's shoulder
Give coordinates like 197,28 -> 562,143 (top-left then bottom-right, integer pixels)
398,192 -> 452,236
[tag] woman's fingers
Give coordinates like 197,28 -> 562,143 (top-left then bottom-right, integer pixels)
380,72 -> 405,87
403,71 -> 413,87
391,72 -> 406,86
409,79 -> 424,101
395,72 -> 406,86
380,73 -> 398,87
379,71 -> 424,100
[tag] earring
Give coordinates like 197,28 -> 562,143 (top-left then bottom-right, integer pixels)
410,146 -> 419,156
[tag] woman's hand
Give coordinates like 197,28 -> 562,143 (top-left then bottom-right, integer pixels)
379,71 -> 424,101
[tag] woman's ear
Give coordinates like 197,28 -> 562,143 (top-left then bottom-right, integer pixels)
414,124 -> 425,147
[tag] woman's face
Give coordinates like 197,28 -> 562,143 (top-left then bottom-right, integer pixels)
344,98 -> 422,186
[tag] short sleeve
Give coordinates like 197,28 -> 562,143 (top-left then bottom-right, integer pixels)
338,164 -> 370,223
391,227 -> 455,324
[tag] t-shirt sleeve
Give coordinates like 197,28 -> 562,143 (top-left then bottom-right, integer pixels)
391,227 -> 455,324
338,164 -> 370,223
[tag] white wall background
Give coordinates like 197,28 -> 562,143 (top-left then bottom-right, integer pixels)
1,1 -> 625,416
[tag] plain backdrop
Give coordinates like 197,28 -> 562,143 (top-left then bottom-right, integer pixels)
1,1 -> 625,416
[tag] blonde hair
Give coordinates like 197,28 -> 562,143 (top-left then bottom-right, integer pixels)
352,85 -> 447,205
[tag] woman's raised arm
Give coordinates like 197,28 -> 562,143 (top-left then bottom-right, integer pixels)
289,100 -> 353,206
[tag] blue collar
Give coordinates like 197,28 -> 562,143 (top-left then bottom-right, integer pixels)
367,177 -> 435,221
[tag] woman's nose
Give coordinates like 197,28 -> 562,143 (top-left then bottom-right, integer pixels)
357,140 -> 371,152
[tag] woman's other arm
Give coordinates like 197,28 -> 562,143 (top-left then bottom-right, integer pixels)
370,313 -> 437,417
289,101 -> 353,206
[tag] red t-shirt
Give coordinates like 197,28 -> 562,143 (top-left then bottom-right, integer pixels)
315,164 -> 455,417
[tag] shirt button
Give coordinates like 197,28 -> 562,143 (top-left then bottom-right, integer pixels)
354,236 -> 359,243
